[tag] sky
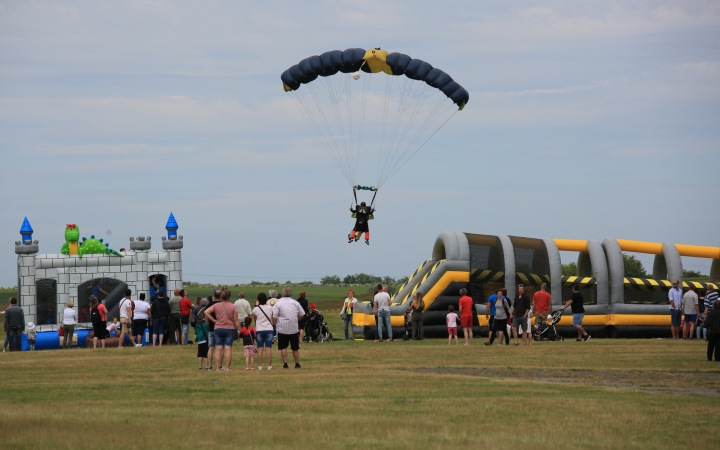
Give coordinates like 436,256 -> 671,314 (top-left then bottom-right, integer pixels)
1,0 -> 719,287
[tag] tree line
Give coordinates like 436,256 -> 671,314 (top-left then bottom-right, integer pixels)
320,273 -> 409,286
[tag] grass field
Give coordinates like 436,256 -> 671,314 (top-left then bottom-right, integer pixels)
2,335 -> 720,448
2,286 -> 720,449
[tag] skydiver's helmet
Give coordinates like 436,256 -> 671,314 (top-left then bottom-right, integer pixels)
357,202 -> 368,214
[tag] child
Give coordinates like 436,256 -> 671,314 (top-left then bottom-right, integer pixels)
195,301 -> 210,370
239,316 -> 257,370
107,318 -> 119,337
26,322 -> 36,351
446,305 -> 459,345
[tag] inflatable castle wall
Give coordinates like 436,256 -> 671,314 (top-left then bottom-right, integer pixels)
14,214 -> 184,338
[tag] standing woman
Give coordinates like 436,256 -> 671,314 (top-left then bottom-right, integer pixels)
204,290 -> 240,371
340,289 -> 357,340
63,300 -> 77,348
253,293 -> 275,370
297,291 -> 309,342
62,300 -> 77,349
406,292 -> 425,341
89,296 -> 107,349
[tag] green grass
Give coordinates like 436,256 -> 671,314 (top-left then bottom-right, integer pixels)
1,335 -> 720,449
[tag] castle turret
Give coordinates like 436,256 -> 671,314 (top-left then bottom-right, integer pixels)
161,213 -> 183,293
15,217 -> 38,325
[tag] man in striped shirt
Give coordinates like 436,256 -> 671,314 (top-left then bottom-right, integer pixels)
272,286 -> 306,369
702,285 -> 719,316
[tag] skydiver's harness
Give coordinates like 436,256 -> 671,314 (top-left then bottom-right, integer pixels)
351,185 -> 376,221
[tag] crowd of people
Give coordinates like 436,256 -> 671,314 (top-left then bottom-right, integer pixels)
3,280 -> 720,362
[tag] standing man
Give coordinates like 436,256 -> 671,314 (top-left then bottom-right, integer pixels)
374,284 -> 393,342
559,284 -> 590,342
118,289 -> 134,348
701,284 -> 718,317
681,284 -> 699,339
668,280 -> 683,339
234,293 -> 252,325
533,283 -> 552,329
458,288 -> 474,346
168,288 -> 182,345
511,284 -> 532,346
179,290 -> 194,345
4,298 -> 24,351
271,286 -> 306,369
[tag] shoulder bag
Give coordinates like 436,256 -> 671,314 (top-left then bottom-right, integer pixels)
257,305 -> 276,334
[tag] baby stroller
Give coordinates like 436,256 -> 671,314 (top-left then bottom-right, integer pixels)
402,310 -> 412,341
533,310 -> 564,342
303,306 -> 333,342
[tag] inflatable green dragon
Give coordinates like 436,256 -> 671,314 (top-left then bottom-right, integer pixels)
60,224 -> 122,257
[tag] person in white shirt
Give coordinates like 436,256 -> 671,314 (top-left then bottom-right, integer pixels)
374,284 -> 392,342
132,293 -> 151,347
253,292 -> 275,370
681,284 -> 699,339
271,286 -> 306,369
668,280 -> 683,339
118,289 -> 134,348
234,293 -> 252,323
62,300 -> 77,349
340,289 -> 358,340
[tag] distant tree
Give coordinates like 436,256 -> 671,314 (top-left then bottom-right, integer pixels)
623,253 -> 648,278
562,262 -> 577,276
343,274 -> 356,284
320,275 -> 341,285
396,276 -> 409,285
683,269 -> 707,279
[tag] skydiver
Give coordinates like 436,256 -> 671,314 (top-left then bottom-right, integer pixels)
348,201 -> 375,245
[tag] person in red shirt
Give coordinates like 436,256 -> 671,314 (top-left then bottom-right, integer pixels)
458,288 -> 474,346
179,290 -> 194,345
532,283 -> 552,328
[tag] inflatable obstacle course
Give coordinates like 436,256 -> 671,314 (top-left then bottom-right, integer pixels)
352,232 -> 719,339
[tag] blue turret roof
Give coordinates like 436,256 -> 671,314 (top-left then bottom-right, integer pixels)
166,212 -> 178,230
20,217 -> 33,235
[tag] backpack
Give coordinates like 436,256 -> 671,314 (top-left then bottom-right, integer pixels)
90,307 -> 102,324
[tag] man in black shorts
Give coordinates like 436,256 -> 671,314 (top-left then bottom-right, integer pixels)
271,286 -> 306,369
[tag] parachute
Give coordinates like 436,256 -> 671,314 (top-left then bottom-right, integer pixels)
281,48 -> 468,194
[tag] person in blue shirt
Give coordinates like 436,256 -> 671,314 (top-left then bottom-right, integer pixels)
87,279 -> 108,301
484,288 -> 510,346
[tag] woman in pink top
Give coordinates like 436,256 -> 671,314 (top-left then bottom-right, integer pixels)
204,290 -> 240,371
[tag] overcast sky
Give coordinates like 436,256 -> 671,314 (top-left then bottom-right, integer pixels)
1,1 -> 718,287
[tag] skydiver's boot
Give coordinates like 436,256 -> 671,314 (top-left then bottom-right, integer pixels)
365,232 -> 370,245
348,231 -> 355,243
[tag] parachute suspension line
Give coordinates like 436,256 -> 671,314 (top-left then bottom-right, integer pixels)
380,89 -> 447,185
353,73 -> 371,182
292,86 -> 354,186
377,76 -> 422,188
379,108 -> 457,187
376,75 -> 393,186
322,76 -> 353,185
289,92 -> 348,183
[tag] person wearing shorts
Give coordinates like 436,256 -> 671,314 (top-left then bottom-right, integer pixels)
253,293 -> 275,370
272,286 -> 306,369
204,290 -> 240,371
533,283 -> 552,327
446,305 -> 459,345
458,288 -> 474,346
560,284 -> 590,342
511,284 -> 531,346
117,290 -> 134,348
681,284 -> 700,339
668,280 -> 683,339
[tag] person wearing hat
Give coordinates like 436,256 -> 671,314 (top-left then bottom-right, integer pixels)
62,300 -> 77,349
25,322 -> 36,350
